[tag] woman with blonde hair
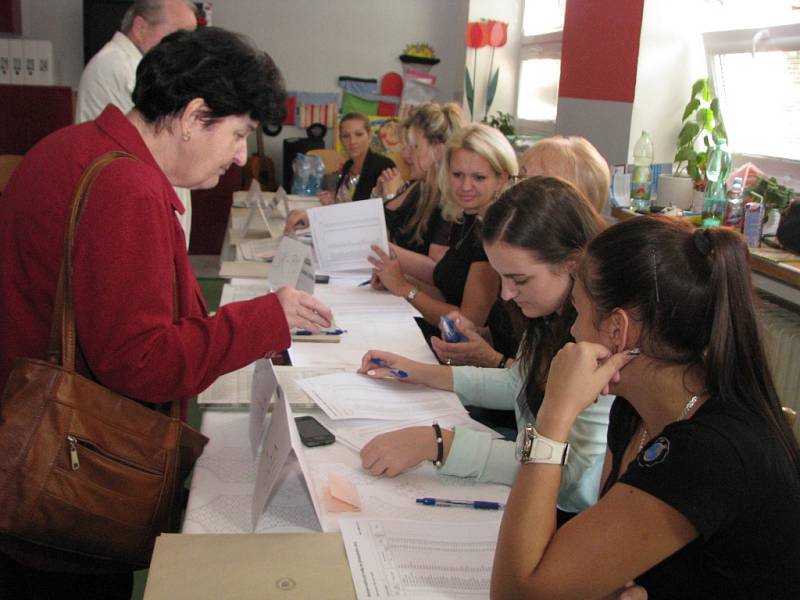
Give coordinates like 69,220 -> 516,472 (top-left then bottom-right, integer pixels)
521,135 -> 610,212
374,102 -> 465,260
370,123 -> 518,355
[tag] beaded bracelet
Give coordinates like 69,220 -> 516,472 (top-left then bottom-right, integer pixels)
432,422 -> 444,467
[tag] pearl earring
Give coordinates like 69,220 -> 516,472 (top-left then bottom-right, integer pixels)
182,132 -> 191,142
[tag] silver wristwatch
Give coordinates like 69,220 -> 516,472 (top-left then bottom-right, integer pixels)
405,287 -> 419,302
515,424 -> 570,465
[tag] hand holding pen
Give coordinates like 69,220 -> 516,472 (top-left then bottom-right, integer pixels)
357,350 -> 412,380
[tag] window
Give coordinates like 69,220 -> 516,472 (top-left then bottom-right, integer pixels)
705,22 -> 800,162
516,0 -> 566,136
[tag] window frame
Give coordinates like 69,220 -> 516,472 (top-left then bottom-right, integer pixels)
703,22 -> 800,180
515,0 -> 565,137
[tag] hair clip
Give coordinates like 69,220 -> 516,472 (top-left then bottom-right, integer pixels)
693,228 -> 713,256
650,248 -> 660,303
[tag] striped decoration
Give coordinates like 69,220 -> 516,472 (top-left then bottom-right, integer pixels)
298,103 -> 338,128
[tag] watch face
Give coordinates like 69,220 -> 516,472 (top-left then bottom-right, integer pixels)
515,425 -> 531,462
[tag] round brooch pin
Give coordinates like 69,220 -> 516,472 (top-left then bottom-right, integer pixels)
638,436 -> 670,467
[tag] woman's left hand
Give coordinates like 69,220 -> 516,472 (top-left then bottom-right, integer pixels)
318,190 -> 335,206
539,342 -> 636,431
368,244 -> 408,296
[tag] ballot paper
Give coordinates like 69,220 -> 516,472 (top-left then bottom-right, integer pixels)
340,518 -> 500,600
274,366 -> 346,411
297,372 -> 467,421
219,281 -> 270,306
269,236 -> 315,293
236,237 -> 281,262
197,363 -> 256,407
308,198 -> 388,273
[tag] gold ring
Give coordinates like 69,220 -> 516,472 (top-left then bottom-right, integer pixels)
446,359 -> 452,366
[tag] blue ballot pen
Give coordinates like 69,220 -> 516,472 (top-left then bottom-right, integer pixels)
370,358 -> 408,379
358,279 -> 372,287
416,497 -> 505,510
294,328 -> 347,336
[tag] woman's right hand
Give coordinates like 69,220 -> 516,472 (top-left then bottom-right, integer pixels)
375,167 -> 404,198
358,350 -> 420,383
284,209 -> 309,233
274,286 -> 332,332
318,190 -> 335,206
430,312 -> 504,367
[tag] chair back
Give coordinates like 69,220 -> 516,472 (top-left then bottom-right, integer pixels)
0,154 -> 23,195
386,151 -> 411,181
308,148 -> 345,175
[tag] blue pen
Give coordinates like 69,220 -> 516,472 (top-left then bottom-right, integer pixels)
416,497 -> 504,510
369,357 -> 408,379
294,328 -> 347,336
358,279 -> 372,287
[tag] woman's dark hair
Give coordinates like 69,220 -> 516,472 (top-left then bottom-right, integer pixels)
581,216 -> 800,478
133,27 -> 286,128
339,112 -> 371,133
482,176 -> 606,412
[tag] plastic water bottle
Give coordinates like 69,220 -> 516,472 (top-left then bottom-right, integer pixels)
723,176 -> 744,230
291,154 -> 310,196
630,131 -> 654,213
743,197 -> 765,248
702,139 -> 731,227
306,155 -> 325,196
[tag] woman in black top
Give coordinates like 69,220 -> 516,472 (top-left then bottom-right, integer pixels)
284,113 -> 394,230
493,216 -> 800,600
321,112 -> 394,204
370,123 -> 518,349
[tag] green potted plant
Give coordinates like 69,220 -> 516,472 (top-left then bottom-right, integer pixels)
483,110 -> 516,136
673,78 -> 727,192
744,175 -> 796,212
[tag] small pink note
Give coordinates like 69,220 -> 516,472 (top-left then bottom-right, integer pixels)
323,472 -> 361,512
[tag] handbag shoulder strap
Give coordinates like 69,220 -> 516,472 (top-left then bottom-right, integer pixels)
48,151 -> 183,419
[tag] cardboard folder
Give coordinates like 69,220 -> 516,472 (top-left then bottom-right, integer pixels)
143,533 -> 356,600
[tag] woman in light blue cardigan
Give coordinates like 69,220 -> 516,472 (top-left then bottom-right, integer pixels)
360,176 -> 611,517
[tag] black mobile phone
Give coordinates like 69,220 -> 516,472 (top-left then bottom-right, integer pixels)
295,416 -> 335,447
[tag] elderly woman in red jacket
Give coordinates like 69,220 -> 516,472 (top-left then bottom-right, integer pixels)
0,27 -> 331,599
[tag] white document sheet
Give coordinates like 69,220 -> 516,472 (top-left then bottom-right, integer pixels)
248,359 -> 279,459
197,363 -> 255,407
219,260 -> 271,279
298,372 -> 467,421
308,198 -> 388,273
340,518 -> 500,600
219,281 -> 270,306
274,366 -> 346,411
236,237 -> 282,262
269,236 -> 315,293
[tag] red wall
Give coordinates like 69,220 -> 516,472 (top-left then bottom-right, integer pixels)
559,0 -> 644,103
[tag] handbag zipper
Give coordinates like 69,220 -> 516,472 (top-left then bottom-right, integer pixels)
65,434 -> 161,475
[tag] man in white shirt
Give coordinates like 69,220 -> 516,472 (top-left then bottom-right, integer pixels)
76,0 -> 198,245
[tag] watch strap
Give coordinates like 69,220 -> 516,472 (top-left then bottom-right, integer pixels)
519,426 -> 570,465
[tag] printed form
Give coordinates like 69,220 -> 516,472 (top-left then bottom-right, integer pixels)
340,518 -> 500,599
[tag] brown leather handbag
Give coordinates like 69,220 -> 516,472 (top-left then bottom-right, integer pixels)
0,152 -> 209,571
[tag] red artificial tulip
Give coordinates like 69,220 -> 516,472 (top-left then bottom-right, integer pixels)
464,21 -> 490,49
488,20 -> 508,48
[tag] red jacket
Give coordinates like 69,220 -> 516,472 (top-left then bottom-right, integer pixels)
0,106 -> 290,416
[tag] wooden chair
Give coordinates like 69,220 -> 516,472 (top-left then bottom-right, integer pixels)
307,148 -> 345,175
386,151 -> 411,182
0,154 -> 23,196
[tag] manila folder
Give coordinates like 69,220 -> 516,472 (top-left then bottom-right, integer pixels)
143,532 -> 356,600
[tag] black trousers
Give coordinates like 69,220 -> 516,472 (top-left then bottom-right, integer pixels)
0,553 -> 133,600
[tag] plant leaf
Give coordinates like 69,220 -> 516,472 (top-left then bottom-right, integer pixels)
484,67 -> 500,117
682,98 -> 700,122
695,107 -> 710,126
674,147 -> 697,162
701,78 -> 711,102
691,78 -> 706,99
678,122 -> 700,146
465,67 -> 474,119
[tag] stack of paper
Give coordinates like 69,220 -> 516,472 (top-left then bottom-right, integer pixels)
297,372 -> 467,421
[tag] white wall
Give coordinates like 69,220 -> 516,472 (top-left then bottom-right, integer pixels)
16,0 -> 468,183
629,0 -> 708,165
